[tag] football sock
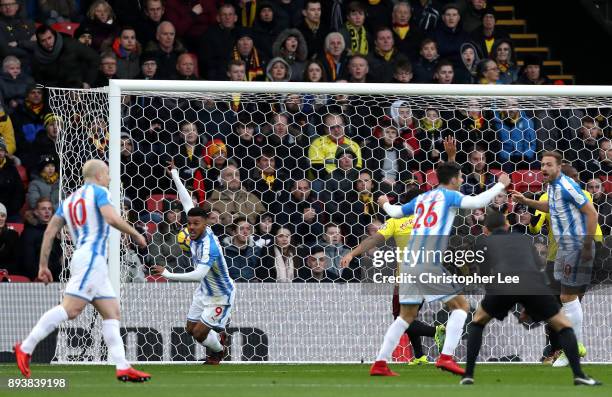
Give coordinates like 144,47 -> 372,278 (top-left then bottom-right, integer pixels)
407,320 -> 435,358
203,330 -> 223,353
545,323 -> 561,353
562,298 -> 583,343
557,327 -> 585,378
102,319 -> 130,370
442,309 -> 467,356
465,322 -> 485,378
376,317 -> 410,362
21,305 -> 68,355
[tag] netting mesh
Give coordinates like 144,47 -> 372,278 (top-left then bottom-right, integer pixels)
44,86 -> 612,363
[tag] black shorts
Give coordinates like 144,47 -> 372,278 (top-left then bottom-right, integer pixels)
480,294 -> 561,322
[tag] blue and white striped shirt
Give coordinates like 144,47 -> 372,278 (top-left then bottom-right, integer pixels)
191,226 -> 235,298
547,173 -> 588,251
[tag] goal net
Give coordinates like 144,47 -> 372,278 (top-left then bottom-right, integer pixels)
39,82 -> 612,363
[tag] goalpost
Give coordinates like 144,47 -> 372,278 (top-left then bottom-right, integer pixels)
37,81 -> 612,364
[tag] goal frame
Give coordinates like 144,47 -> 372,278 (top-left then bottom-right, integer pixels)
107,79 -> 612,299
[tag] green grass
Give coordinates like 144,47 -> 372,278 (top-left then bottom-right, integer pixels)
0,363 -> 609,397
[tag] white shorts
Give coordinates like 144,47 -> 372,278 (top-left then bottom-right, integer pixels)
186,288 -> 235,332
398,263 -> 461,305
554,245 -> 594,287
64,250 -> 116,302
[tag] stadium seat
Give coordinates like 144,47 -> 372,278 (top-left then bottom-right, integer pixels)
51,22 -> 80,37
7,223 -> 24,235
512,170 -> 543,193
145,274 -> 168,283
489,169 -> 504,177
600,176 -> 612,193
145,222 -> 157,235
8,274 -> 31,282
145,194 -> 177,212
425,169 -> 439,191
16,165 -> 28,188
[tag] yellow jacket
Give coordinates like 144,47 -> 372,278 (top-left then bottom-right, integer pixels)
308,135 -> 362,174
0,109 -> 16,154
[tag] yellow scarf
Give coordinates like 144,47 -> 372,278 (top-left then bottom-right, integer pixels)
232,93 -> 241,111
393,24 -> 410,40
376,47 -> 395,61
479,174 -> 485,188
420,117 -> 443,131
186,146 -> 193,160
263,173 -> 275,188
42,171 -> 59,185
369,0 -> 381,5
241,0 -> 257,27
0,158 -> 6,168
472,116 -> 483,130
485,37 -> 495,55
346,22 -> 368,56
360,193 -> 374,214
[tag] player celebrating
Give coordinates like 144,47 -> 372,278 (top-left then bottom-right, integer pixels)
512,152 -> 599,368
14,160 -> 151,382
151,165 -> 234,364
370,161 -> 511,377
461,210 -> 601,386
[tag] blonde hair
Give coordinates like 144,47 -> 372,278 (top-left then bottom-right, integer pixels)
82,159 -> 107,180
87,0 -> 116,21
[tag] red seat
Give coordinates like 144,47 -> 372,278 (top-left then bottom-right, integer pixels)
600,176 -> 612,193
7,223 -> 24,235
146,274 -> 168,283
489,169 -> 503,177
16,165 -> 28,188
8,274 -> 31,282
512,170 -> 543,193
145,222 -> 157,235
145,194 -> 177,212
425,169 -> 439,191
51,22 -> 80,37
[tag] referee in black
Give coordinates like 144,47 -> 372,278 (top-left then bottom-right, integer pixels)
460,210 -> 601,386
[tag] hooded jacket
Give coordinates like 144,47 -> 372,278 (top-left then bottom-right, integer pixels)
265,57 -> 292,82
454,42 -> 480,84
0,72 -> 34,108
272,28 -> 307,82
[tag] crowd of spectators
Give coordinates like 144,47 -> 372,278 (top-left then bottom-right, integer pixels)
0,0 -> 611,284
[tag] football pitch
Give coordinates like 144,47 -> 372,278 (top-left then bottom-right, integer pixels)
0,363 -> 609,396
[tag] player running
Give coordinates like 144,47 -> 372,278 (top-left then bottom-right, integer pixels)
512,152 -> 599,368
461,210 -> 601,386
14,160 -> 151,382
370,161 -> 511,377
151,165 -> 234,364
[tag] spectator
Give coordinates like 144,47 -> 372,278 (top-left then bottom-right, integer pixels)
302,59 -> 328,111
339,1 -> 370,57
367,26 -> 405,83
309,112 -> 362,175
597,139 -> 612,176
412,0 -> 443,33
144,21 -> 186,79
391,58 -> 414,83
231,29 -> 266,81
429,4 -> 469,65
0,138 -> 23,221
362,0 -> 394,33
259,227 -> 296,282
32,112 -> 59,161
294,245 -> 339,283
453,42 -> 479,84
418,107 -> 448,169
93,52 -> 118,87
102,26 -> 142,79
272,28 -> 307,82
297,0 -> 328,59
149,200 -> 191,273
323,144 -> 360,202
120,131 -> 151,213
317,222 -> 352,279
0,0 -> 36,72
253,212 -> 275,250
164,0 -> 217,51
136,51 -> 159,79
171,120 -> 206,186
74,24 -> 94,47
251,0 -> 288,60
460,149 -> 496,195
433,59 -> 454,84
191,138 -> 233,204
173,53 -> 198,80
0,201 -> 19,273
391,1 -> 423,61
0,106 -> 16,155
516,54 -> 551,85
493,108 -> 538,173
476,58 -> 500,84
586,177 -> 612,234
27,154 -> 59,209
223,216 -> 260,282
412,38 -> 439,83
32,25 -> 100,88
388,100 -> 422,166
460,0 -> 487,33
346,54 -> 371,83
567,117 -> 605,180
227,120 -> 262,173
12,84 -> 46,171
0,55 -> 34,112
508,203 -> 533,234
264,112 -> 308,177
18,197 -> 62,280
79,0 -> 120,51
38,0 -> 78,25
493,39 -> 518,84
199,3 -> 239,80
134,0 -> 167,48
277,178 -> 327,246
319,32 -> 348,82
470,7 -> 509,58
454,102 -> 496,163
340,170 -> 380,249
245,147 -> 286,214
265,57 -> 291,82
205,164 -> 265,225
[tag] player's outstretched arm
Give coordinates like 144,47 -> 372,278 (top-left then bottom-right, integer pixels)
340,233 -> 386,268
378,195 -> 405,218
510,190 -> 549,213
460,174 -> 511,209
99,205 -> 147,248
167,161 -> 194,214
38,215 -> 65,284
151,264 -> 210,281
